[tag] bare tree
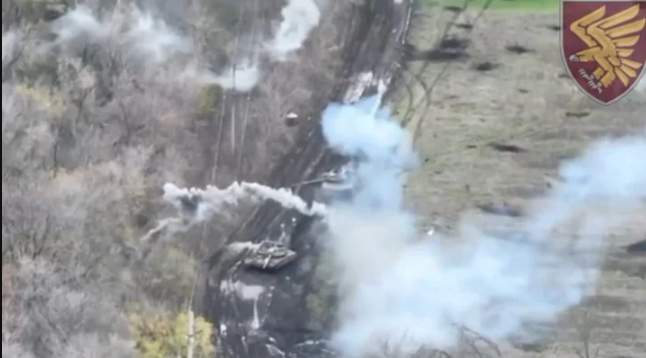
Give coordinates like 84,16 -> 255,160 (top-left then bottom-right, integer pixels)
2,258 -> 135,358
2,0 -> 355,356
573,310 -> 599,358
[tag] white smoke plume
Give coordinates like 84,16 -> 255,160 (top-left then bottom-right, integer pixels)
164,182 -> 327,219
190,0 -> 324,90
50,5 -> 263,91
186,59 -> 261,93
320,95 -> 646,357
51,5 -> 192,65
2,31 -> 19,67
322,95 -> 418,210
141,182 -> 327,244
214,62 -> 260,92
48,0 -> 323,92
51,5 -> 107,43
265,0 -> 322,61
195,0 -> 323,90
10,0 -> 324,93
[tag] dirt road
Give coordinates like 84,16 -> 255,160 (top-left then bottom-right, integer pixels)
205,1 -> 414,356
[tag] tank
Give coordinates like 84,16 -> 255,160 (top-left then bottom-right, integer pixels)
319,162 -> 360,202
243,241 -> 297,270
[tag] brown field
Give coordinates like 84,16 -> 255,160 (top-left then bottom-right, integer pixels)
394,4 -> 645,358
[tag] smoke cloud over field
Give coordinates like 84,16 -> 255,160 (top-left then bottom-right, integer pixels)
266,0 -> 322,61
320,95 -> 646,357
49,0 -> 323,92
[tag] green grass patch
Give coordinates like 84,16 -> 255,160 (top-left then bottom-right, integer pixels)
431,0 -> 559,11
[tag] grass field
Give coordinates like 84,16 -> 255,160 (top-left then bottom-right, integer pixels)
394,3 -> 646,358
438,0 -> 559,11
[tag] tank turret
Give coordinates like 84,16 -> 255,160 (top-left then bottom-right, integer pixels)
243,241 -> 297,270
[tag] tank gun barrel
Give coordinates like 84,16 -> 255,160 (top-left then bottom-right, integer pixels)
287,178 -> 328,187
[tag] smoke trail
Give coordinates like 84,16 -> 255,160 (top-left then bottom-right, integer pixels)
321,95 -> 646,357
265,0 -> 321,61
141,181 -> 326,245
164,182 -> 327,218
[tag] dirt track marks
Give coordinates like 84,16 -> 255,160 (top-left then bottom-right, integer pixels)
395,1 -> 494,144
398,7 -> 646,358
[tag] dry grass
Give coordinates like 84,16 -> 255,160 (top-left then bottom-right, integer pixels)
392,4 -> 645,358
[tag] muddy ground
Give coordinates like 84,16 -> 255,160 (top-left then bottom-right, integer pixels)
203,2 -> 644,357
395,5 -> 645,358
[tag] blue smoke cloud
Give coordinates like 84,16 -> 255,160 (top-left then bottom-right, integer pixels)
320,96 -> 646,357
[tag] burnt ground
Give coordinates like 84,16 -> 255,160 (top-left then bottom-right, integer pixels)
394,5 -> 645,358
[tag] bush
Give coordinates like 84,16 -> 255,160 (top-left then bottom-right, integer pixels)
129,311 -> 214,358
136,246 -> 198,310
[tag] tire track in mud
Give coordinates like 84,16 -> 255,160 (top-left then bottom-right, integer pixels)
234,0 -> 262,181
192,0 -> 264,316
218,0 -> 414,247
397,0 -> 493,144
396,2 -> 468,132
207,0 -> 285,189
199,0 -> 256,257
204,1 -> 416,356
209,2 -> 249,188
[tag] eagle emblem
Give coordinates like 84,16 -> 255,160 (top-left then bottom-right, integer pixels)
562,1 -> 646,104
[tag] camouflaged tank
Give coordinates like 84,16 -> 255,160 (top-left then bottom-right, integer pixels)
243,241 -> 298,270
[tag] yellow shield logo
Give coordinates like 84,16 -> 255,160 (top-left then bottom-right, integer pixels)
561,0 -> 646,104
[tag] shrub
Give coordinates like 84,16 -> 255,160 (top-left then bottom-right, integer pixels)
129,311 -> 214,358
